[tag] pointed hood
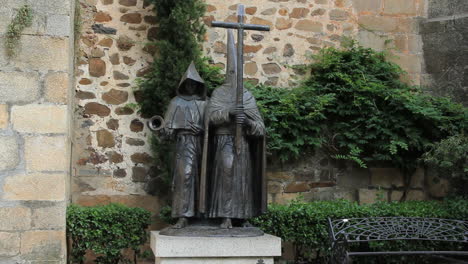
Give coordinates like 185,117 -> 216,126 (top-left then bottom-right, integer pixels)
177,61 -> 206,99
224,29 -> 237,89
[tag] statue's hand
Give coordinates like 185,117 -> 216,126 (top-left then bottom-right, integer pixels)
229,105 -> 244,116
229,106 -> 246,124
235,112 -> 246,125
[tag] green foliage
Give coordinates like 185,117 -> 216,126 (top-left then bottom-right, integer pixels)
249,84 -> 333,161
66,203 -> 151,264
251,42 -> 467,172
5,5 -> 33,58
137,0 -> 223,117
252,198 -> 468,263
302,42 -> 466,170
137,0 -> 223,193
423,133 -> 468,195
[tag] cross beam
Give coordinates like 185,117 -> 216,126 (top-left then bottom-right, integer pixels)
211,4 -> 270,155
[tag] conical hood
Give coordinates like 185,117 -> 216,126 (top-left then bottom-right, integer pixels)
225,29 -> 237,88
177,61 -> 206,98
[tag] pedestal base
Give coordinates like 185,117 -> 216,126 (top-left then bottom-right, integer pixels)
150,231 -> 281,264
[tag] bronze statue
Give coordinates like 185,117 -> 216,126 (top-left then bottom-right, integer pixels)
149,62 -> 207,229
153,4 -> 270,235
201,29 -> 267,229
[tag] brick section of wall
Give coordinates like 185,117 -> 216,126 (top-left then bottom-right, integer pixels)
0,0 -> 72,263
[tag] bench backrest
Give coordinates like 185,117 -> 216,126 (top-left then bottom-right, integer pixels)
328,217 -> 468,243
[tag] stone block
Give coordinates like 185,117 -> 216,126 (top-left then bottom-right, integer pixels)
12,105 -> 67,134
410,168 -> 424,188
358,188 -> 386,204
407,34 -> 423,54
0,104 -> 8,129
273,193 -> 299,205
390,190 -> 403,201
24,136 -> 68,172
32,205 -> 66,229
388,53 -> 422,73
303,187 -> 334,201
267,171 -> 293,181
45,72 -> 68,104
0,232 -> 20,256
151,232 -> 281,259
370,168 -> 404,188
11,35 -> 69,72
0,207 -> 31,230
0,8 -> 12,35
46,15 -> 71,37
284,182 -> 310,193
358,16 -> 398,32
26,0 -> 71,15
0,135 -> 19,171
383,0 -> 416,15
338,167 -> 369,188
357,31 -> 390,52
20,230 -> 65,260
0,71 -> 40,103
406,190 -> 426,201
333,188 -> 357,202
3,173 -> 66,201
294,20 -> 323,32
426,171 -> 450,198
428,0 -> 468,18
352,0 -> 382,13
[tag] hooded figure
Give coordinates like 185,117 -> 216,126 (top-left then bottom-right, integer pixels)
201,30 -> 267,228
162,61 -> 207,228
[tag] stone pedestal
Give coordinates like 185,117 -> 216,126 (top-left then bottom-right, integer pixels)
150,231 -> 281,264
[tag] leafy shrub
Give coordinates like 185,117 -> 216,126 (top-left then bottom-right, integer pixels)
252,198 -> 468,263
422,133 -> 468,195
138,0 -> 223,117
249,84 -> 333,161
252,42 -> 467,168
67,203 -> 151,264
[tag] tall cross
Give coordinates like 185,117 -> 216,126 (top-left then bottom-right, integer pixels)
211,4 -> 270,155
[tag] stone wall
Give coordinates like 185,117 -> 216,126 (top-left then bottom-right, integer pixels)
421,0 -> 468,105
0,0 -> 73,262
72,0 -> 161,226
71,0 -> 432,221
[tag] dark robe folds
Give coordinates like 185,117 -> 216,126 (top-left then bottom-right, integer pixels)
204,83 -> 267,219
162,62 -> 207,218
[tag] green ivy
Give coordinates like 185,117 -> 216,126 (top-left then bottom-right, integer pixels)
252,198 -> 468,263
137,0 -> 223,117
5,5 -> 33,58
66,204 -> 151,264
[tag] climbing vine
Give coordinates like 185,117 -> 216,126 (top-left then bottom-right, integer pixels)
5,5 -> 33,58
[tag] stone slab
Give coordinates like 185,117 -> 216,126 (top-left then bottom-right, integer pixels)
156,258 -> 273,264
151,231 -> 281,258
0,135 -> 19,171
0,72 -> 40,103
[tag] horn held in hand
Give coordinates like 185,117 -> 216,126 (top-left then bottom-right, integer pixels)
148,115 -> 165,131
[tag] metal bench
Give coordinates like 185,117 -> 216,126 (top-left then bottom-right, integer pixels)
328,217 -> 468,264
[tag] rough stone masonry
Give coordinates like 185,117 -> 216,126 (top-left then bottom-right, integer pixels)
0,0 -> 73,262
